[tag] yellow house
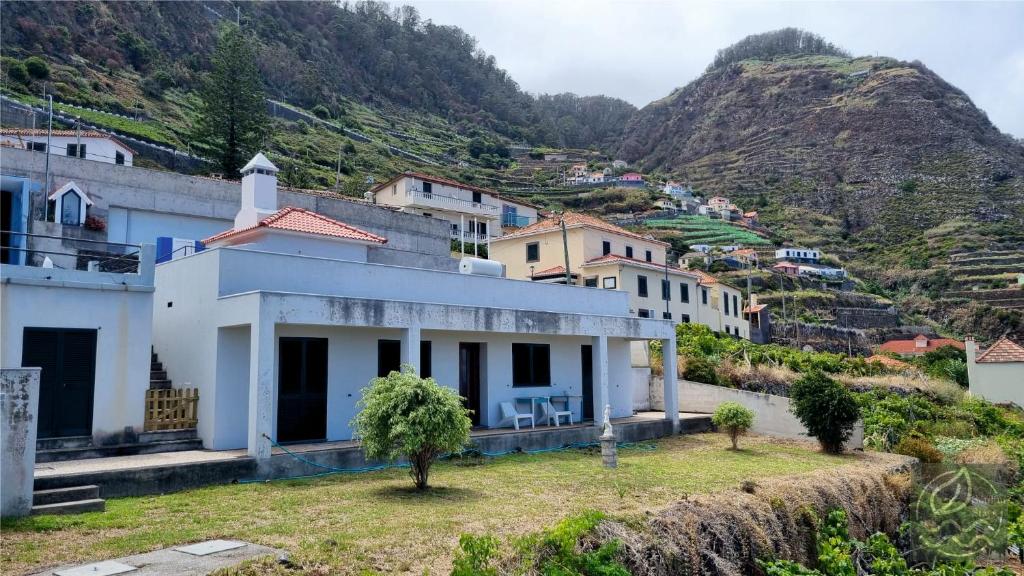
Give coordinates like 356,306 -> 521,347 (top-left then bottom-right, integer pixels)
489,212 -> 749,338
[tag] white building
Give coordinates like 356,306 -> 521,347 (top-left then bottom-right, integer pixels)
369,172 -> 539,246
1,128 -> 134,166
967,337 -> 1024,407
153,155 -> 680,459
775,247 -> 820,262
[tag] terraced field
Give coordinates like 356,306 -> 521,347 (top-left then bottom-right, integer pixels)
645,215 -> 773,248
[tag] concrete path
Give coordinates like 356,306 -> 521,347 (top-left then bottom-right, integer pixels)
31,541 -> 279,576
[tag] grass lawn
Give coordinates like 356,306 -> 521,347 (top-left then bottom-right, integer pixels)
2,434 -> 855,575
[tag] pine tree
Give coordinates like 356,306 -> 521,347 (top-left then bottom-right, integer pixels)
195,24 -> 269,176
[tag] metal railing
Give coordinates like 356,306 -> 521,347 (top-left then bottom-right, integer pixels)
502,213 -> 534,228
0,230 -> 143,274
408,188 -> 499,215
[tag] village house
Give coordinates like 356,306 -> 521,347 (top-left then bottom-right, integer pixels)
587,171 -> 606,184
772,261 -> 800,276
1,128 -> 134,166
153,157 -> 681,456
663,181 -> 686,196
488,212 -> 749,338
619,172 -> 644,183
707,196 -> 731,212
369,172 -> 538,247
878,334 -> 965,358
966,337 -> 1024,407
774,247 -> 820,263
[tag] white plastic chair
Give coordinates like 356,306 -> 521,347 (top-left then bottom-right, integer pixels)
542,400 -> 573,427
499,401 -> 535,430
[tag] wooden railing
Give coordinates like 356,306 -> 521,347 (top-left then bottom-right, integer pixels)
144,388 -> 198,431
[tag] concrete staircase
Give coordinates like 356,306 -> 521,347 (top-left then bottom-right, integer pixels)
31,485 -> 105,515
150,350 -> 172,390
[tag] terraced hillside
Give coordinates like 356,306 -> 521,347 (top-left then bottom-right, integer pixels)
645,215 -> 773,249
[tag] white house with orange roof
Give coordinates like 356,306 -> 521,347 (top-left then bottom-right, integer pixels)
966,336 -> 1024,407
152,156 -> 681,459
488,212 -> 750,339
1,128 -> 134,166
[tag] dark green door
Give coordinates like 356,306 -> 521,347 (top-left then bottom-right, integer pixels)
22,328 -> 97,438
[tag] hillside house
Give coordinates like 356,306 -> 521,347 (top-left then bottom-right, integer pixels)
612,160 -> 628,169
1,128 -> 134,166
619,172 -> 643,182
775,247 -> 820,263
773,261 -> 800,276
488,212 -> 749,338
154,157 -> 681,456
369,172 -> 538,245
743,295 -> 772,344
708,196 -> 731,211
878,334 -> 965,358
966,337 -> 1024,407
587,171 -> 606,184
663,181 -> 685,196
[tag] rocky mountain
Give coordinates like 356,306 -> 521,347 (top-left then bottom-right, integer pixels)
619,45 -> 1024,243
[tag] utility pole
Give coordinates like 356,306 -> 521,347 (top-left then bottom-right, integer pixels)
43,94 -> 53,222
560,216 -> 571,285
664,249 -> 671,318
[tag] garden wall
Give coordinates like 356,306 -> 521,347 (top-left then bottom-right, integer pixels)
649,377 -> 863,449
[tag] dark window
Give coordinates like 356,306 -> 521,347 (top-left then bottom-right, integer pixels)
420,341 -> 432,379
702,287 -> 708,305
602,241 -> 611,255
638,309 -> 651,318
512,343 -> 551,387
377,339 -> 401,377
637,275 -> 648,297
733,295 -> 739,317
680,283 -> 689,303
662,312 -> 672,320
78,143 -> 86,158
478,222 -> 487,235
472,191 -> 482,203
625,245 -> 633,258
67,144 -> 78,157
734,327 -> 740,336
115,151 -> 125,165
526,242 -> 539,262
422,181 -> 432,196
29,142 -> 46,152
584,277 -> 598,287
645,250 -> 652,262
681,314 -> 691,323
661,279 -> 670,300
724,293 -> 730,315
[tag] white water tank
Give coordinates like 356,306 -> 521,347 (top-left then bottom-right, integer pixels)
459,257 -> 505,278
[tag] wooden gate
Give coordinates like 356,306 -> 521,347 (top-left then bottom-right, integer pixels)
144,388 -> 198,431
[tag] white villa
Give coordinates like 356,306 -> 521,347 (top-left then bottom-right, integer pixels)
1,128 -> 134,166
967,337 -> 1024,407
369,172 -> 539,246
775,247 -> 821,263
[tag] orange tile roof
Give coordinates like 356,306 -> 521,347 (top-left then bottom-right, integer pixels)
203,206 -> 387,245
878,335 -> 964,356
743,304 -> 767,313
581,254 -> 701,277
976,337 -> 1024,363
1,127 -> 137,154
694,270 -> 718,286
494,212 -> 669,245
866,355 -> 915,370
532,265 -> 570,278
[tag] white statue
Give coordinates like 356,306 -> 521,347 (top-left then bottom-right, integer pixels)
601,404 -> 614,438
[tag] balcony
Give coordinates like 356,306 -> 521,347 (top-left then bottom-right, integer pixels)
502,213 -> 534,228
0,231 -> 155,289
450,229 -> 491,243
407,188 -> 499,217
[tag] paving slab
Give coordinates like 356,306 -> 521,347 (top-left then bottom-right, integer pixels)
32,541 -> 279,576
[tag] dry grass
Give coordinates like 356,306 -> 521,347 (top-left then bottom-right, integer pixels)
1,434 -> 859,576
838,373 -> 964,402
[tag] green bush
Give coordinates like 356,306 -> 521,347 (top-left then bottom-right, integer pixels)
351,367 -> 471,489
790,371 -> 860,453
893,435 -> 943,463
24,56 -> 49,80
683,356 -> 719,385
4,58 -> 29,84
713,402 -> 755,449
452,534 -> 499,576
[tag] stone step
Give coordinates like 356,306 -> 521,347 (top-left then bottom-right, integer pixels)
149,379 -> 173,390
33,485 -> 100,506
137,428 -> 198,443
151,362 -> 163,372
36,435 -> 92,451
150,369 -> 168,381
36,437 -> 203,463
31,498 -> 105,516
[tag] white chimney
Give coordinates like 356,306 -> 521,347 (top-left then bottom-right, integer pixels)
235,152 -> 279,229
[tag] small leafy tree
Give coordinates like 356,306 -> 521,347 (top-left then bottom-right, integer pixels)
683,356 -> 720,385
352,367 -> 471,490
712,402 -> 755,450
790,371 -> 860,453
24,56 -> 49,80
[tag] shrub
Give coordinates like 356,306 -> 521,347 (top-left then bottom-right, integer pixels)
351,367 -> 471,489
713,402 -> 755,449
893,435 -> 943,463
451,534 -> 498,576
24,56 -> 49,80
4,58 -> 29,84
682,356 -> 719,385
790,371 -> 860,453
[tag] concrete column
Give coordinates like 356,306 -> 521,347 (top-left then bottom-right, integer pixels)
400,325 -> 422,375
138,243 -> 156,286
247,313 -> 275,460
592,335 -> 609,428
662,335 -> 679,432
1,368 -> 41,517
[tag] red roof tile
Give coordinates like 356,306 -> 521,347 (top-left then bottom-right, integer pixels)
531,265 -> 569,278
1,127 -> 137,154
743,304 -> 767,313
494,212 -> 669,246
203,206 -> 387,245
976,337 -> 1024,363
878,335 -> 964,356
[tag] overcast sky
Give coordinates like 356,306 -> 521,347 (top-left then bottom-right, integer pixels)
408,0 -> 1024,138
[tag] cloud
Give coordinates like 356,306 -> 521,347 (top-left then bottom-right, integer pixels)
408,0 -> 1024,137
